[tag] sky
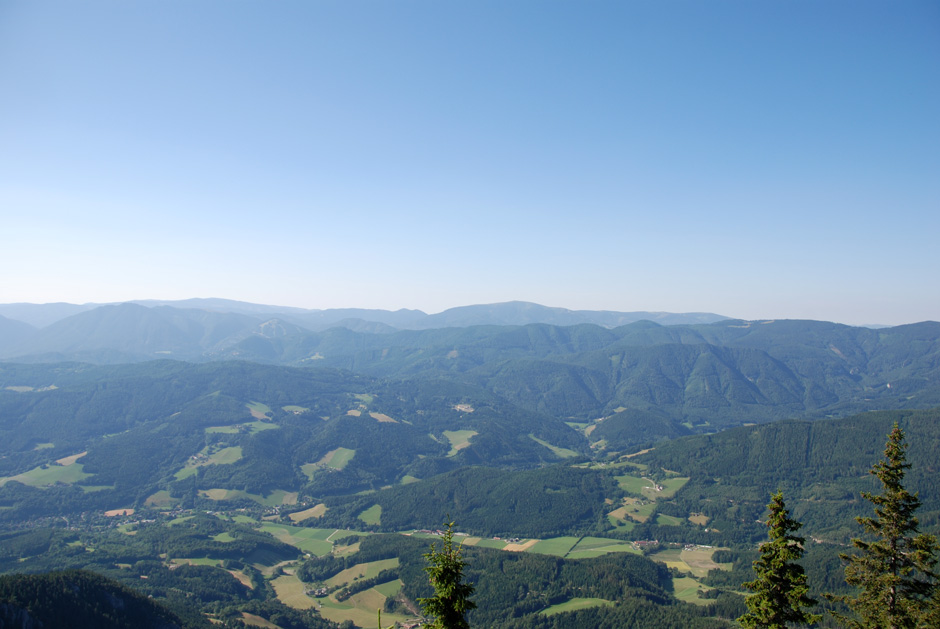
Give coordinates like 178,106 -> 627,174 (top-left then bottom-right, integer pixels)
1,1 -> 938,326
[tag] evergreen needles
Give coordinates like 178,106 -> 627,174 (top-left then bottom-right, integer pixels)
829,423 -> 939,628
418,522 -> 476,629
739,491 -> 820,628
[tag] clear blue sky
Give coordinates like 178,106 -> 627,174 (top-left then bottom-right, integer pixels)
1,1 -> 938,325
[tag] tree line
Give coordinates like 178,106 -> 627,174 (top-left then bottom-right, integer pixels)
738,423 -> 939,628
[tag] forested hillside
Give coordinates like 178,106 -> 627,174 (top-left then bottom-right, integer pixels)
1,308 -> 939,627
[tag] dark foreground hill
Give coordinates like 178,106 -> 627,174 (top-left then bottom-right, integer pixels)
0,569 -> 183,629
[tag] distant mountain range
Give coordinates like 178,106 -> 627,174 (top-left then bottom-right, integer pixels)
1,298 -> 938,431
0,298 -> 729,330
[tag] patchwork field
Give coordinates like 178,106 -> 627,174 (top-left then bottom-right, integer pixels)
529,435 -> 579,458
325,558 -> 399,588
650,547 -> 729,578
175,445 -> 243,480
357,504 -> 382,525
288,504 -> 327,522
246,401 -> 273,420
258,524 -> 337,556
272,573 -> 316,609
205,421 -> 279,435
442,430 -> 477,456
199,488 -> 298,507
565,536 -> 641,559
0,452 -> 91,488
539,597 -> 615,616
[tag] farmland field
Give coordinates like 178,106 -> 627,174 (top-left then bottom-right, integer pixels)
0,453 -> 91,488
442,430 -> 477,456
357,504 -> 382,525
272,574 -> 316,609
539,597 -> 615,616
205,421 -> 278,434
529,435 -> 579,458
525,537 -> 580,556
246,401 -> 272,419
199,488 -> 298,507
259,524 -> 335,556
288,504 -> 327,522
566,536 -> 640,558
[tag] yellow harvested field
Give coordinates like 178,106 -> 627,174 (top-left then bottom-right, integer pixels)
104,508 -> 135,517
289,504 -> 327,522
56,452 -> 87,466
346,409 -> 361,416
608,506 -> 628,520
272,574 -> 316,609
369,412 -> 397,423
504,539 -> 538,552
326,559 -> 399,588
240,613 -> 278,628
688,513 -> 709,526
228,570 -> 254,589
201,489 -> 232,501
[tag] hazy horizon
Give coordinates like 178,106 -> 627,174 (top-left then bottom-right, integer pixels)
2,1 -> 937,327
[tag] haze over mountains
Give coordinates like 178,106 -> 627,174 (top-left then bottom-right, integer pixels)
0,299 -> 729,332
1,299 -> 938,434
2,299 -> 939,627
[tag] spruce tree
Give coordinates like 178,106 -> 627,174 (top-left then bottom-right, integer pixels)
418,522 -> 476,629
831,423 -> 938,628
739,491 -> 820,628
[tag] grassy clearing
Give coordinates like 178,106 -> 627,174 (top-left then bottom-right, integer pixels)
656,513 -> 684,526
442,430 -> 477,456
325,558 -> 400,588
606,516 -> 636,533
246,401 -> 272,420
316,593 -> 411,629
529,435 -> 579,458
240,612 -> 278,628
213,532 -> 236,543
353,393 -> 374,405
373,579 -> 402,598
0,459 -> 92,488
473,538 -> 510,550
672,576 -> 711,605
400,475 -> 420,484
688,513 -> 710,526
272,574 -> 316,609
612,497 -> 656,523
282,405 -> 309,414
615,474 -> 654,494
288,504 -> 327,522
650,547 -> 728,579
259,524 -> 335,556
566,537 -> 641,558
205,421 -> 279,435
56,452 -> 87,466
302,447 -> 357,479
539,597 -> 615,616
526,537 -> 580,557
677,547 -> 730,577
357,504 -> 382,525
175,446 -> 243,480
656,476 -> 690,498
320,447 -> 356,470
199,489 -> 298,507
170,557 -> 222,567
